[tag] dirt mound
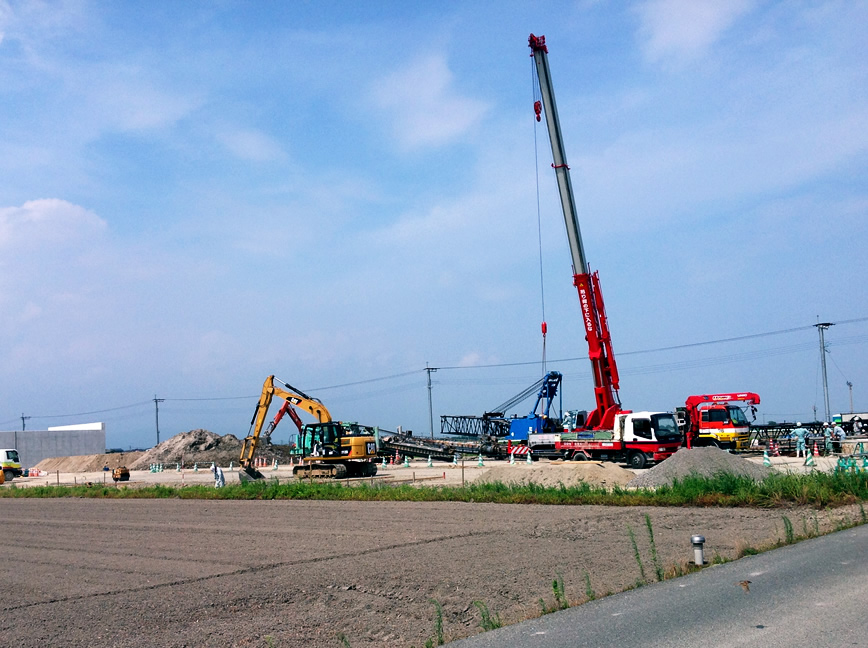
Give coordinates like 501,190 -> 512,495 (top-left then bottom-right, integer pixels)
627,447 -> 775,489
34,452 -> 145,473
476,461 -> 636,488
128,429 -> 245,469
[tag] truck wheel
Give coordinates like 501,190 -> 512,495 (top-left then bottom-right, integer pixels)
628,452 -> 647,470
3,469 -> 13,482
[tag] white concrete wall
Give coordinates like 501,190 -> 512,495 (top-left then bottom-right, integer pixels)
0,428 -> 106,468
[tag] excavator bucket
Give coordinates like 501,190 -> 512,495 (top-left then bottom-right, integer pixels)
238,465 -> 266,483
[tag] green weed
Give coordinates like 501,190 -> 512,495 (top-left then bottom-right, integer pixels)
473,601 -> 502,631
583,570 -> 595,601
644,514 -> 664,582
627,525 -> 647,584
552,572 -> 568,610
429,599 -> 444,646
782,515 -> 794,544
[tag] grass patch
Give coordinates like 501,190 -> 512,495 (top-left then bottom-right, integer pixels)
4,469 -> 868,509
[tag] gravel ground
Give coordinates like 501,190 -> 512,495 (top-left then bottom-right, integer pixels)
3,496 -> 863,648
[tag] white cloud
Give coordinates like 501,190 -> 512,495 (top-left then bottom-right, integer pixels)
217,127 -> 286,162
0,198 -> 105,250
368,54 -> 489,150
636,0 -> 755,62
95,75 -> 201,132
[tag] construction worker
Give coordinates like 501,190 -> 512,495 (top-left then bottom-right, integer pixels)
832,422 -> 846,453
211,463 -> 225,488
823,423 -> 833,456
792,423 -> 808,458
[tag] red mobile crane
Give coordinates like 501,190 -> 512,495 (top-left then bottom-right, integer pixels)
678,392 -> 761,450
529,34 -> 621,431
523,35 -> 683,468
528,35 -> 682,469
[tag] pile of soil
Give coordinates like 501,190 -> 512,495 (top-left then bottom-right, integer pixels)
628,447 -> 774,489
33,452 -> 145,473
128,429 -> 247,469
476,461 -> 636,488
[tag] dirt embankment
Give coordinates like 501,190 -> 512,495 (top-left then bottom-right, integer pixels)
32,429 -> 295,473
476,461 -> 636,488
34,452 -> 145,473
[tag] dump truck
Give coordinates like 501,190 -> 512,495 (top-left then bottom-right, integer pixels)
1,448 -> 22,482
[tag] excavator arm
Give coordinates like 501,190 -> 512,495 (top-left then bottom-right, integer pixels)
239,375 -> 332,475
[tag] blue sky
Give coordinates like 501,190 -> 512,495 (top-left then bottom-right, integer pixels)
1,0 -> 866,449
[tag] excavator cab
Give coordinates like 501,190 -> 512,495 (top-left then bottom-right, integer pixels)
303,422 -> 343,458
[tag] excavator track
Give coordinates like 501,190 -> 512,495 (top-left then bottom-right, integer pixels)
292,461 -> 379,480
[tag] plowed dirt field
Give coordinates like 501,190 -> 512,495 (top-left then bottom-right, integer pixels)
2,496 -> 861,647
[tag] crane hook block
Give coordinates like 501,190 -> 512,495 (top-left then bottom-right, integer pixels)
534,100 -> 542,122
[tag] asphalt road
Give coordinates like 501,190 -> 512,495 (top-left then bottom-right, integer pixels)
448,524 -> 868,648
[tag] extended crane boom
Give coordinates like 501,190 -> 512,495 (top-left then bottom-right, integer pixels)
529,33 -> 621,430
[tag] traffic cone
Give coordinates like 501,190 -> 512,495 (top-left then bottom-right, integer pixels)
526,452 -> 533,464
509,452 -> 515,465
228,461 -> 233,472
427,455 -> 433,468
813,442 -> 819,457
381,457 -> 387,468
194,463 -> 199,472
273,460 -> 278,471
763,450 -> 771,467
804,452 -> 815,467
477,454 -> 484,467
403,456 -> 410,468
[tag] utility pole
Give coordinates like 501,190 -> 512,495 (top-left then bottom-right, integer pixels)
20,413 -> 30,431
815,322 -> 834,423
153,395 -> 165,446
847,381 -> 854,413
426,364 -> 438,439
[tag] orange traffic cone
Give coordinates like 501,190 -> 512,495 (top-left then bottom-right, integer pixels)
813,442 -> 819,457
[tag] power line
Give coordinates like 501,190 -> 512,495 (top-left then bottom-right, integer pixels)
26,401 -> 153,420
8,319 -> 866,420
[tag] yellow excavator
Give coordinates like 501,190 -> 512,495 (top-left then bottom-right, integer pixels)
239,375 -> 379,481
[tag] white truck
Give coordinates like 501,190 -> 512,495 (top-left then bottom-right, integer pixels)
1,448 -> 22,482
553,411 -> 682,469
